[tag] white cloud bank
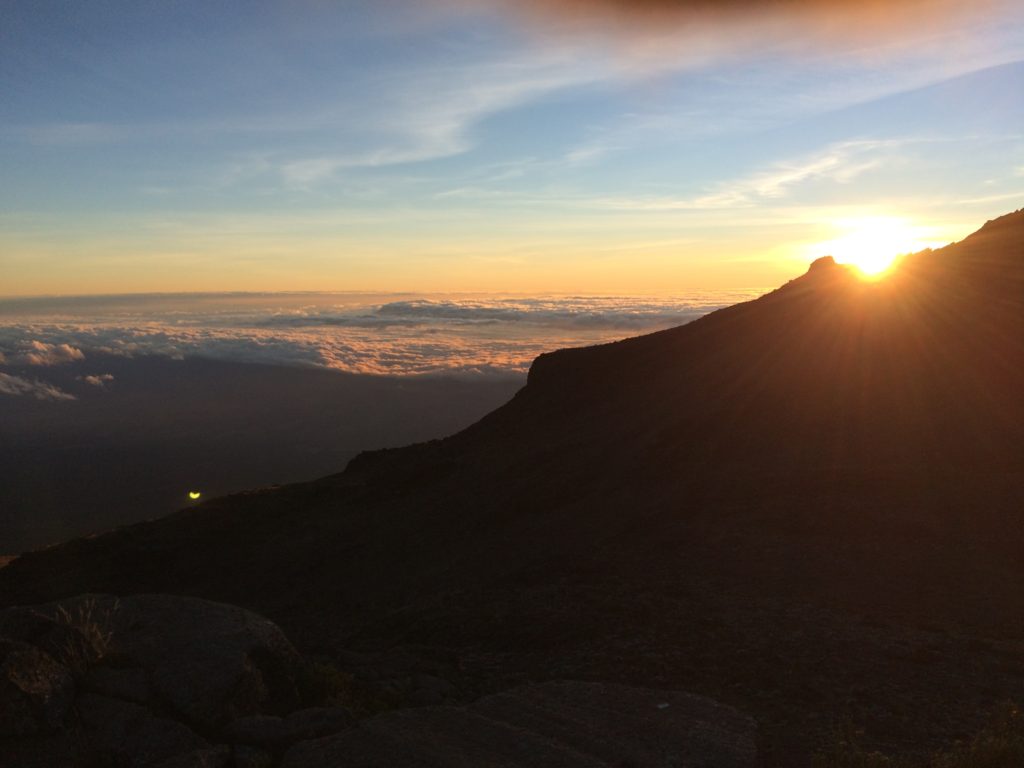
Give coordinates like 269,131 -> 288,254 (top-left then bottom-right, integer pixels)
0,292 -> 756,378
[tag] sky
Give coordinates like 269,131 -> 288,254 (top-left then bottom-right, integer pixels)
2,0 -> 1023,297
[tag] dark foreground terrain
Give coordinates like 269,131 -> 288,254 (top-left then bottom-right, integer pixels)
2,210 -> 1022,765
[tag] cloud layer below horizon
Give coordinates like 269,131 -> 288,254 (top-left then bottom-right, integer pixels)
0,292 -> 755,392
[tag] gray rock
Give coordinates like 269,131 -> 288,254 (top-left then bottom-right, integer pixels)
77,693 -> 210,767
223,714 -> 285,747
282,725 -> 443,768
1,594 -> 307,767
0,732 -> 91,768
231,745 -> 274,768
83,665 -> 152,704
282,680 -> 757,767
473,680 -> 759,768
407,687 -> 445,707
225,707 -> 355,748
283,707 -> 356,740
374,647 -> 424,678
149,746 -> 230,768
415,674 -> 455,697
51,594 -> 302,729
76,692 -> 148,752
409,673 -> 455,704
0,607 -> 99,676
0,638 -> 75,736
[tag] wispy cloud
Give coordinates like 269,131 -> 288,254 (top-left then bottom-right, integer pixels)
220,49 -> 611,190
7,40 -> 610,197
0,372 -> 75,401
593,139 -> 900,211
743,148 -> 884,199
956,190 -> 1024,206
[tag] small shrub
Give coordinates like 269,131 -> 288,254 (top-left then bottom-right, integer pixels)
53,597 -> 120,674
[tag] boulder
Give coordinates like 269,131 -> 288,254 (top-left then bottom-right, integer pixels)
0,638 -> 75,736
0,732 -> 90,768
149,747 -> 230,768
222,714 -> 283,746
50,594 -> 302,729
282,680 -> 757,767
472,680 -> 759,767
282,707 -> 357,741
408,673 -> 455,706
1,593 -> 310,767
0,606 -> 99,677
224,706 -> 355,749
231,745 -> 274,768
77,693 -> 210,767
83,665 -> 152,704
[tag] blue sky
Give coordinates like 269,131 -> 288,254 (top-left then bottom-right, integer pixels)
2,0 -> 1023,295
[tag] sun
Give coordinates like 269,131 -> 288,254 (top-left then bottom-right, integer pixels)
809,217 -> 937,280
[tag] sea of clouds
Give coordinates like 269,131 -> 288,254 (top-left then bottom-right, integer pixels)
0,291 -> 759,399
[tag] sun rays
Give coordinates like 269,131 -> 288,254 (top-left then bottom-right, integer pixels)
809,216 -> 945,280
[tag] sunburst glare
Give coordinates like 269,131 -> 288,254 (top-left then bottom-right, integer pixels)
808,217 -> 944,279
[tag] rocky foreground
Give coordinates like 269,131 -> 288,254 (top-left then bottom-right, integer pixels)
1,593 -> 757,768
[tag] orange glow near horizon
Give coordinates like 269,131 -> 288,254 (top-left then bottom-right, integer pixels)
1,212 -> 974,298
806,217 -> 946,281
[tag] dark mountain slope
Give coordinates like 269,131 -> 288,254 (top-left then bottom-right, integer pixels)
2,210 -> 1022,762
0,355 -> 521,553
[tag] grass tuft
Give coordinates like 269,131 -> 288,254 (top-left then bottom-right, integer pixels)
53,597 -> 119,674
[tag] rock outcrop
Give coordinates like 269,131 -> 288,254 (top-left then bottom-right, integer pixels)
2,594 -> 303,727
0,594 -> 757,767
0,638 -> 75,736
0,594 -> 311,767
282,680 -> 757,768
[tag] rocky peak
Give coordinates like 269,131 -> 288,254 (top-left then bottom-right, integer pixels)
807,255 -> 838,272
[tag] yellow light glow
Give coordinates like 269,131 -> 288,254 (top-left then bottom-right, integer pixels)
188,491 -> 201,500
810,217 -> 937,280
